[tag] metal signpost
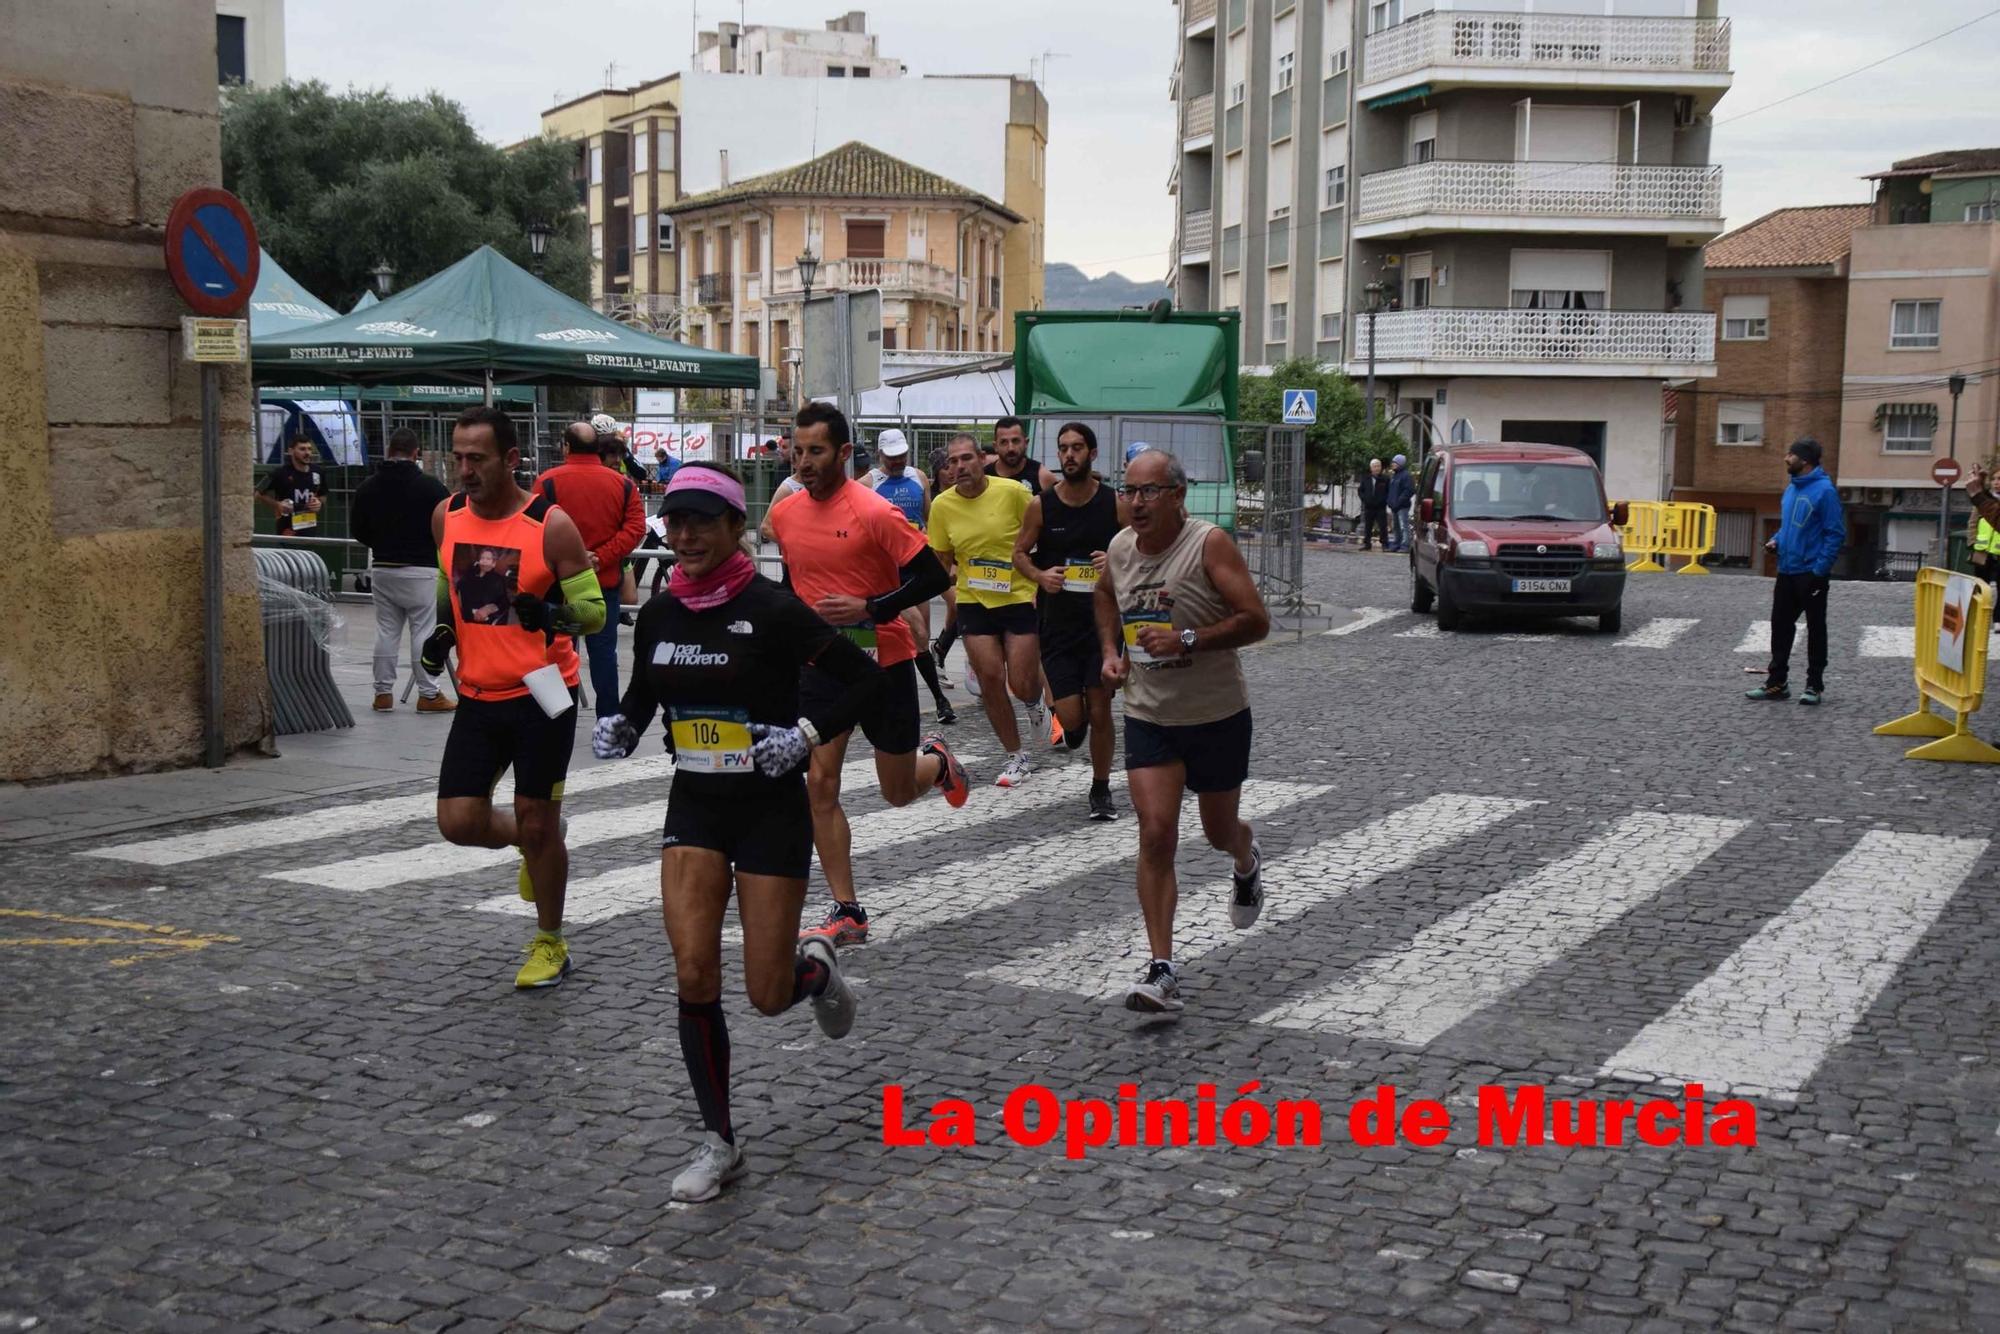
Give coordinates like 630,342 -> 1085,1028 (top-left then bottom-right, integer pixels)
164,188 -> 260,768
800,289 -> 883,422
1935,453 -> 1963,566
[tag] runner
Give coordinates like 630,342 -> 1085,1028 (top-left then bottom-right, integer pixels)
929,432 -> 1046,787
863,428 -> 955,725
1014,422 -> 1126,820
256,437 -> 327,535
767,404 -> 970,946
1095,448 -> 1270,1014
421,406 -> 603,990
589,463 -> 874,1202
986,416 -> 1056,495
928,444 -> 963,675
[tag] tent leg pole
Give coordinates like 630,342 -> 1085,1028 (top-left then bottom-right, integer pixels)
483,370 -> 494,407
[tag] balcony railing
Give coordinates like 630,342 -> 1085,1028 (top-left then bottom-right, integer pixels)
1181,208 -> 1214,253
1355,307 -> 1715,367
1364,12 -> 1731,87
695,272 -> 732,305
1184,0 -> 1217,27
1356,160 -> 1722,226
768,258 -> 966,303
593,292 -> 683,335
1183,92 -> 1215,140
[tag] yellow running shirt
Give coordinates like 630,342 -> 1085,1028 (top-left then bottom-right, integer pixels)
927,477 -> 1037,609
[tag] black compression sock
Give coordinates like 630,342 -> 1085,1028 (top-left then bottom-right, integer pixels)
676,997 -> 733,1144
934,622 -> 959,665
1064,715 -> 1089,750
913,649 -> 949,709
792,953 -> 830,1005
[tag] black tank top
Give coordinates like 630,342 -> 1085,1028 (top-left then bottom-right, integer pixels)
1033,481 -> 1121,631
987,460 -> 1043,497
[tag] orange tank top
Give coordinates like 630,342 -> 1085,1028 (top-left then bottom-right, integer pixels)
441,492 -> 582,702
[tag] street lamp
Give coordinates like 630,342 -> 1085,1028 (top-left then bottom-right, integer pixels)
1363,279 -> 1390,428
1942,371 -> 1968,563
370,259 -> 396,297
796,249 -> 821,302
527,220 -> 553,278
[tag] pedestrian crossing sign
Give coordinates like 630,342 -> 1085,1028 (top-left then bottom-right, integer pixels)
1282,389 -> 1318,424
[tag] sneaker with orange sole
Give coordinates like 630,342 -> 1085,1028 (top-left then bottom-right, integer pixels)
1048,713 -> 1065,748
922,733 -> 970,808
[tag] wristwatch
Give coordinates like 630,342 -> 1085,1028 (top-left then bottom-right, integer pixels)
1179,628 -> 1199,654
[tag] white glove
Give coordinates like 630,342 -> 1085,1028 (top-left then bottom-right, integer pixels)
746,721 -> 811,778
592,714 -> 638,760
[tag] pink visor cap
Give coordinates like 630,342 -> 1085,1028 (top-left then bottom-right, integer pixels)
660,467 -> 746,517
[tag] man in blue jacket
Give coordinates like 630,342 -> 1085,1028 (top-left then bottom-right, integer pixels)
1386,453 -> 1415,552
1747,437 -> 1845,706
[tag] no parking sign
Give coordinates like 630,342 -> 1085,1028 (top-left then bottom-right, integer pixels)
164,187 -> 260,317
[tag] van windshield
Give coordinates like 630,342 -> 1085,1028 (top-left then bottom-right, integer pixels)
1451,462 -> 1605,523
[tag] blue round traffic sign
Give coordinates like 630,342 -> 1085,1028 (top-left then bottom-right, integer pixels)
164,188 -> 260,317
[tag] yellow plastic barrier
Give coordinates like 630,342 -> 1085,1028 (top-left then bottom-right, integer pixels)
1873,568 -> 2000,764
1620,500 -> 1666,572
1665,502 -> 1716,576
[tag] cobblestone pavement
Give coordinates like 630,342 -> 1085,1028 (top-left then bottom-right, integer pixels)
5,551 -> 1998,1331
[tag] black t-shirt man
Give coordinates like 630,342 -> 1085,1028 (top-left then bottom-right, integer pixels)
259,443 -> 327,535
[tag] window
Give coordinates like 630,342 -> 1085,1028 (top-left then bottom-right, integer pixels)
1229,81 -> 1246,107
1721,294 -> 1768,341
1273,11 -> 1297,88
632,127 -> 649,174
657,215 -> 677,252
744,220 -> 760,276
1318,260 -> 1342,336
1717,401 -> 1764,446
1410,111 -> 1438,166
1509,249 -> 1609,310
845,219 -> 886,259
1329,49 -> 1348,76
1405,251 -> 1431,309
1269,140 -> 1294,213
589,144 -> 604,186
1270,300 -> 1288,340
1321,310 -> 1343,340
828,66 -> 847,77
1883,408 -> 1935,453
1369,0 -> 1400,34
883,326 -> 898,350
216,14 -> 247,84
590,223 -> 604,259
1967,201 -> 1998,222
635,212 -> 649,253
1324,163 -> 1346,207
1891,299 -> 1941,349
1277,50 -> 1296,91
853,65 -> 872,77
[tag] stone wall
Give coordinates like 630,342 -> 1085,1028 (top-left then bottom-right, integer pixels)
0,0 -> 270,780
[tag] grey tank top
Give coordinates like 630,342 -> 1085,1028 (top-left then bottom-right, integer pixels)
1106,517 -> 1250,726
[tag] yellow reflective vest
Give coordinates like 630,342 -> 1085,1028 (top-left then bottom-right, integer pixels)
1978,518 -> 2000,557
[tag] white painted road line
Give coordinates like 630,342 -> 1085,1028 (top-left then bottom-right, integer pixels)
1600,830 -> 1987,1100
80,754 -> 680,867
979,793 -> 1534,1002
1859,625 -> 1916,658
1615,618 -> 1702,650
474,767 -> 1096,926
1735,621 -> 1770,654
1255,812 -> 1748,1045
1323,607 -> 1406,637
1397,622 -> 1443,640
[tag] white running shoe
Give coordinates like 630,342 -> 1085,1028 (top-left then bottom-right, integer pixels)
963,665 -> 984,699
1230,835 -> 1264,929
797,936 -> 856,1038
995,752 -> 1032,788
1123,960 -> 1184,1014
1026,699 -> 1048,741
671,1132 -> 746,1202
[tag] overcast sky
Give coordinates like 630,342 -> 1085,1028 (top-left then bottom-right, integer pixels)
288,1 -> 2000,282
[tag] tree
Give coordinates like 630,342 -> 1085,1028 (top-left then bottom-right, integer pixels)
221,82 -> 590,310
1239,358 -> 1405,487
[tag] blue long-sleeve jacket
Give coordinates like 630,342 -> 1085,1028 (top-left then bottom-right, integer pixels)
1386,467 -> 1415,511
1776,466 -> 1845,577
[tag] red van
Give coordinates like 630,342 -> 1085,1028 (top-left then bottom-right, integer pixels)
1408,443 -> 1629,633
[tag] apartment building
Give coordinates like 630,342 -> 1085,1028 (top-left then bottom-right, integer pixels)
662,142 -> 1020,397
216,0 -> 285,88
1672,204 -> 1867,567
1169,0 -> 1732,499
538,12 -> 1046,348
1837,149 -> 2000,560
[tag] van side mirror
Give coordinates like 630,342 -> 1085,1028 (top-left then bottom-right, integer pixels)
1611,500 -> 1630,527
1419,497 -> 1436,524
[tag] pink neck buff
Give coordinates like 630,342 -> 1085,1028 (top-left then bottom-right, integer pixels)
669,550 -> 755,611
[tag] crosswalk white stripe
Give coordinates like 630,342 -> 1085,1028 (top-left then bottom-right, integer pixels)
277,748 -> 989,894
1599,830 -> 1987,1100
1859,625 -> 1915,658
473,765 -> 1098,926
1735,621 -> 1770,654
977,793 -> 1534,1001
1322,607 -> 1405,637
79,754 -> 680,866
1396,622 -> 1442,640
1254,812 -> 1748,1044
1614,618 -> 1701,650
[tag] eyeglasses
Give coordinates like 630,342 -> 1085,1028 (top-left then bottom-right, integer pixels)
1116,483 -> 1180,501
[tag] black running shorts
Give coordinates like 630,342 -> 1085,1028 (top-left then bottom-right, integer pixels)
661,777 -> 814,879
1124,708 -> 1252,794
1040,619 -> 1104,701
800,656 -> 920,755
957,600 -> 1038,639
438,691 -> 579,802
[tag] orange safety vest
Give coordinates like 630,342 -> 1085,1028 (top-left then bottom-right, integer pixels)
440,493 -> 581,702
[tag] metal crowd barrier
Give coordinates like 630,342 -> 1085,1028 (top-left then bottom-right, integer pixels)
254,547 -> 355,735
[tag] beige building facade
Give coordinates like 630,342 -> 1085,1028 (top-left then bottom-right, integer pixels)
663,143 -> 1019,399
1,0 -> 268,779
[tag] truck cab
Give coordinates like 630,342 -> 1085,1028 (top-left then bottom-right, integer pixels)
1408,443 -> 1628,633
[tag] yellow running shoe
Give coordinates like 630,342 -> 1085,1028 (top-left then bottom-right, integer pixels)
515,931 -> 571,989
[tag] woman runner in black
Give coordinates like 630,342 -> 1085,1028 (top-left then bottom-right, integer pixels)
591,463 -> 884,1202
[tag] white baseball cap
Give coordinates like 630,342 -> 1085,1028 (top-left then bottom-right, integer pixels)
877,428 -> 910,458
590,413 -> 618,436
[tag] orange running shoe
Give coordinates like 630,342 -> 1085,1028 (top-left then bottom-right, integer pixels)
922,733 -> 970,808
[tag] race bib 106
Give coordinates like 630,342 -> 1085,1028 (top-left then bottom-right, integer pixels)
669,705 -> 754,774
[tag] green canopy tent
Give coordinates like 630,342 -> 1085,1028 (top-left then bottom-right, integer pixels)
348,289 -> 378,315
247,247 -> 343,335
254,245 -> 759,397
